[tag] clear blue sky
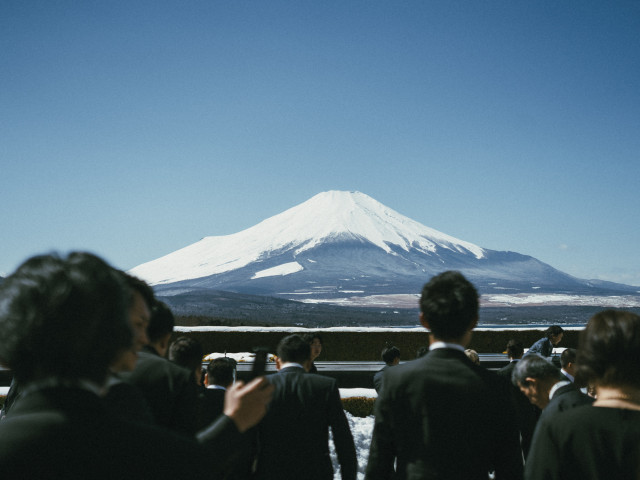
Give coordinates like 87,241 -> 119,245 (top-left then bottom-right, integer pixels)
2,1 -> 639,286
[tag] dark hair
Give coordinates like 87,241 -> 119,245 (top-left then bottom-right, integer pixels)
560,348 -> 577,368
419,271 -> 479,340
302,332 -> 323,345
169,336 -> 204,373
511,354 -> 564,388
577,310 -> 640,388
120,272 -> 155,311
147,301 -> 174,343
506,339 -> 524,359
381,343 -> 400,364
277,334 -> 311,364
0,252 -> 132,384
207,357 -> 236,387
545,325 -> 564,339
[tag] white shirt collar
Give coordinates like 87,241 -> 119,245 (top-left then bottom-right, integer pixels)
549,380 -> 571,400
279,362 -> 305,371
561,369 -> 575,382
206,385 -> 227,391
429,342 -> 465,353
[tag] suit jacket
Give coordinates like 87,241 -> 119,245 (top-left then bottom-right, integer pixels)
496,361 -> 540,459
540,382 -> 594,422
373,365 -> 390,394
0,385 -> 241,480
197,386 -> 226,431
122,346 -> 198,435
366,348 -> 523,480
103,373 -> 154,425
252,365 -> 357,480
525,404 -> 640,480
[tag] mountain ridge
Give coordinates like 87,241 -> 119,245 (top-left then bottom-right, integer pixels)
130,191 -> 639,303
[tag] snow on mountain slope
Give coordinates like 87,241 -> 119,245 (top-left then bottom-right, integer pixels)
130,191 -> 485,285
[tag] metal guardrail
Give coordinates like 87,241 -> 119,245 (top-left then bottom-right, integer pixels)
0,354 -> 527,389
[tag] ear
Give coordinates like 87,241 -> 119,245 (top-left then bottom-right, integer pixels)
419,312 -> 430,330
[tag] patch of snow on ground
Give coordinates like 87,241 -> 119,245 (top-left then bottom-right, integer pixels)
484,293 -> 640,307
330,412 -> 375,480
251,261 -> 304,279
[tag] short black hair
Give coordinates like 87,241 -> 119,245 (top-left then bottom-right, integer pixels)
560,348 -> 577,368
381,343 -> 400,364
277,334 -> 311,365
207,357 -> 236,387
577,310 -> 640,388
169,336 -> 204,373
545,325 -> 564,339
420,271 -> 479,340
147,301 -> 174,343
0,252 -> 132,385
506,339 -> 524,359
511,354 -> 564,388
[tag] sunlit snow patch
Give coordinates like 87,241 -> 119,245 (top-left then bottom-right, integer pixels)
252,261 -> 304,279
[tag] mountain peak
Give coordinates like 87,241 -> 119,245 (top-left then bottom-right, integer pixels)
130,190 -> 485,285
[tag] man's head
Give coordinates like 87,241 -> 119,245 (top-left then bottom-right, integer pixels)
511,355 -> 565,409
169,336 -> 204,385
560,348 -> 577,377
206,357 -> 236,388
546,325 -> 564,346
419,271 -> 479,343
147,301 -> 175,357
381,344 -> 400,366
276,334 -> 311,369
0,252 -> 132,385
505,339 -> 524,360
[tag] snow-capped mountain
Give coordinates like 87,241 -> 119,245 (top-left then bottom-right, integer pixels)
130,191 -> 638,303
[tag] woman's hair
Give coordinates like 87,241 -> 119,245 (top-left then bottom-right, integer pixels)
577,310 -> 640,388
0,252 -> 131,384
302,332 -> 323,345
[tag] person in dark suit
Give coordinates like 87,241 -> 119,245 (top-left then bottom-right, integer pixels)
373,343 -> 400,394
199,357 -> 236,428
366,271 -> 523,480
0,252 -> 273,480
559,348 -> 577,382
511,354 -> 593,420
169,336 -> 206,387
496,339 -> 540,461
524,310 -> 640,480
123,301 -> 199,435
252,334 -> 357,480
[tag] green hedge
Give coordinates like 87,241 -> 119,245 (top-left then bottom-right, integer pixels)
341,396 -> 375,417
172,328 -> 582,361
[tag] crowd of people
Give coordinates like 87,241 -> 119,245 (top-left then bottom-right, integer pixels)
0,251 -> 639,479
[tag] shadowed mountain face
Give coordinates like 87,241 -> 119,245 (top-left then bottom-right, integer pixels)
132,191 -> 638,301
